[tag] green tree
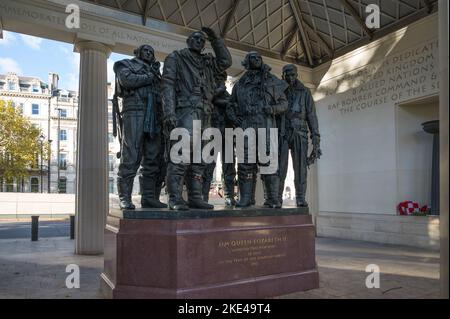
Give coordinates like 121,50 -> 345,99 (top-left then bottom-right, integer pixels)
0,100 -> 49,188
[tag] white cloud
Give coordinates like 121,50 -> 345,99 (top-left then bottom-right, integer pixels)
20,34 -> 43,50
72,51 -> 80,70
0,31 -> 18,47
0,57 -> 22,74
66,73 -> 79,91
64,52 -> 80,91
59,46 -> 70,55
65,54 -> 115,90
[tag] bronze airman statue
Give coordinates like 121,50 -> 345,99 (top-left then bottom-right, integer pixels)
113,45 -> 166,210
279,64 -> 322,207
161,28 -> 232,210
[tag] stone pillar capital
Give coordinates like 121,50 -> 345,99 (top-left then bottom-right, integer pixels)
74,40 -> 112,58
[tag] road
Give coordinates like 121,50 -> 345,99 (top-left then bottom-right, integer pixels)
0,220 -> 70,239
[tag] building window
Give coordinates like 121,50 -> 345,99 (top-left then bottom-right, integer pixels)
32,85 -> 39,93
60,109 -> 67,118
8,82 -> 16,91
30,177 -> 39,193
109,178 -> 114,194
109,155 -> 114,171
58,177 -> 67,193
32,104 -> 39,115
5,178 -> 14,192
17,178 -> 24,192
60,129 -> 67,141
59,153 -> 67,170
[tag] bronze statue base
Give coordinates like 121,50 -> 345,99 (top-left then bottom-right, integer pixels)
101,206 -> 319,299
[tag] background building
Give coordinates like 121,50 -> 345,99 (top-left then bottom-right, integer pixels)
0,72 -> 79,193
0,72 -> 123,195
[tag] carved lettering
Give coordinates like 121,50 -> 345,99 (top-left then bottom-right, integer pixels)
217,235 -> 288,267
324,40 -> 439,116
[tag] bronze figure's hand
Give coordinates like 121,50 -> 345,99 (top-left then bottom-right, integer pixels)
307,147 -> 322,166
151,61 -> 161,73
263,105 -> 274,115
201,27 -> 218,41
164,115 -> 178,132
234,115 -> 243,128
314,147 -> 322,159
311,135 -> 320,148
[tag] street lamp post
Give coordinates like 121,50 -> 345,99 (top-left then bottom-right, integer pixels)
39,134 -> 45,193
47,94 -> 51,193
56,107 -> 62,193
47,139 -> 52,193
47,88 -> 59,193
56,107 -> 61,193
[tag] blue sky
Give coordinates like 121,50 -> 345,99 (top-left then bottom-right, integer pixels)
0,31 -> 130,91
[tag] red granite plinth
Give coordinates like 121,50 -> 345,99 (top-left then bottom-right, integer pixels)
101,208 -> 319,299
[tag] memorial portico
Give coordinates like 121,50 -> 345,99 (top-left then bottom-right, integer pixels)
0,0 -> 447,298
0,0 -> 314,255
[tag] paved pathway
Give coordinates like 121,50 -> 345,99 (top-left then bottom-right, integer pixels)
0,237 -> 440,299
279,238 -> 440,299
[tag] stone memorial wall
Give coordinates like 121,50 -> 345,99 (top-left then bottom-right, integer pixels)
314,15 -> 439,215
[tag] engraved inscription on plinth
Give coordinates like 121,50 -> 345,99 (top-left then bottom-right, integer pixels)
217,235 -> 288,268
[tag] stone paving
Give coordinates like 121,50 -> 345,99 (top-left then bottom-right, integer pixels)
279,238 -> 440,299
0,237 -> 440,299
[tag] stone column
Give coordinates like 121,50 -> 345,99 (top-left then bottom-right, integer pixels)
74,40 -> 111,255
439,0 -> 449,299
422,120 -> 439,215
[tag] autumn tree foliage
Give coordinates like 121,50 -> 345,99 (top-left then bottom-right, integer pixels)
0,100 -> 48,187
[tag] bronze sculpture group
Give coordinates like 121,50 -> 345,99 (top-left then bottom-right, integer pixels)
113,28 -> 321,211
